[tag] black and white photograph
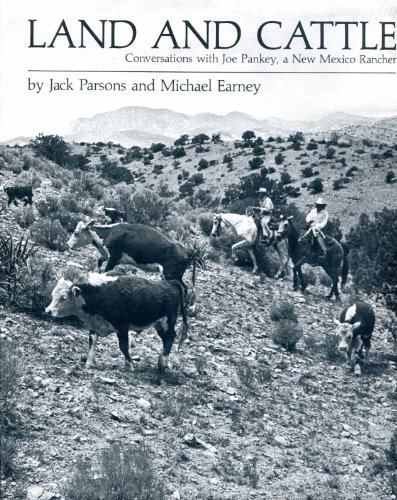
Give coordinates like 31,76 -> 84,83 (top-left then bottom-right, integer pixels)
0,0 -> 396,498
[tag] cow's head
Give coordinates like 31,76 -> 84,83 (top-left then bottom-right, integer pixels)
276,215 -> 292,238
45,277 -> 85,318
211,213 -> 222,237
333,319 -> 361,353
67,220 -> 95,249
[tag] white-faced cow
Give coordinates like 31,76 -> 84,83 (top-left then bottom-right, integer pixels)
67,221 -> 196,286
45,273 -> 188,377
4,185 -> 33,206
334,302 -> 375,370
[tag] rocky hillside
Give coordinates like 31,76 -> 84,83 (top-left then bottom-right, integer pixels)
0,133 -> 396,499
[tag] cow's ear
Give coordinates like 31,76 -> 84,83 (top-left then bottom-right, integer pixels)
333,319 -> 340,326
352,321 -> 361,330
85,219 -> 96,228
72,286 -> 81,297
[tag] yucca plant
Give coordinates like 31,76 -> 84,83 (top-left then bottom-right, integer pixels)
183,238 -> 207,285
0,234 -> 37,305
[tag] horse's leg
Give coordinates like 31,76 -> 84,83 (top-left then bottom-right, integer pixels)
328,272 -> 341,302
297,265 -> 307,293
247,247 -> 259,274
292,266 -> 299,291
274,241 -> 289,279
231,240 -> 248,263
292,257 -> 306,292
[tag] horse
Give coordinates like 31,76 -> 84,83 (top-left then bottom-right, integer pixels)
211,212 -> 289,278
277,216 -> 349,301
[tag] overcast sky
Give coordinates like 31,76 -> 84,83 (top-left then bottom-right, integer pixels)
0,0 -> 396,140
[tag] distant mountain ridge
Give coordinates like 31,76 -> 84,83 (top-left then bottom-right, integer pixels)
2,108 -> 393,148
66,107 -> 383,147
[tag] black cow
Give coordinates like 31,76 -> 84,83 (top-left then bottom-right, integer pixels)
45,273 -> 188,376
67,220 -> 196,286
4,185 -> 33,206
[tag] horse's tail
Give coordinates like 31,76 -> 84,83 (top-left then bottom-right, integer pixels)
341,241 -> 350,287
169,280 -> 189,350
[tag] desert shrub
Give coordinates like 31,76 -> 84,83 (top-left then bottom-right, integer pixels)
150,142 -> 165,153
15,257 -> 55,313
271,320 -> 303,351
101,161 -> 134,184
306,141 -> 318,150
157,182 -> 175,198
124,146 -> 143,163
65,444 -> 165,500
0,340 -> 20,478
347,209 -> 397,294
280,172 -> 292,184
174,134 -> 189,146
31,218 -> 68,251
333,178 -> 346,190
179,182 -> 194,199
249,157 -> 263,170
346,166 -> 358,177
193,189 -> 216,208
252,146 -> 265,156
319,270 -> 333,287
326,217 -> 343,242
30,133 -> 71,166
324,334 -> 345,362
198,213 -> 214,236
383,149 -> 393,159
308,177 -> 324,193
223,155 -> 233,164
172,147 -> 186,159
242,131 -> 255,140
302,265 -> 317,286
301,166 -> 314,178
386,171 -> 396,184
14,206 -> 36,228
67,154 -> 91,171
192,133 -> 210,145
21,154 -> 39,171
197,159 -> 209,171
126,188 -> 171,226
16,169 -> 42,189
270,301 -> 298,322
326,146 -> 336,159
275,152 -> 284,165
151,164 -> 163,176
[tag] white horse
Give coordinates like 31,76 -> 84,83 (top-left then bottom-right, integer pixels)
211,212 -> 289,277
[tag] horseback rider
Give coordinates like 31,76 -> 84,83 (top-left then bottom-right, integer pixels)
254,187 -> 274,241
301,197 -> 329,257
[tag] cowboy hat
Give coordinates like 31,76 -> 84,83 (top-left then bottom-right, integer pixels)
258,187 -> 267,193
315,197 -> 327,205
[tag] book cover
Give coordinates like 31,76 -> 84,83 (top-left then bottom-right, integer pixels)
0,1 -> 396,499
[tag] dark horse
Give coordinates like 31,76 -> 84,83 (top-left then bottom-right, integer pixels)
277,216 -> 349,301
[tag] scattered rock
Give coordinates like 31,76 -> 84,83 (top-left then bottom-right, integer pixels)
182,434 -> 217,453
136,398 -> 151,410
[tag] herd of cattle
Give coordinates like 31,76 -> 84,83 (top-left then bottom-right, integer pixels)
3,183 -> 377,378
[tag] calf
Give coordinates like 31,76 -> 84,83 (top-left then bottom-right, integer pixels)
45,273 -> 188,376
96,206 -> 126,223
4,185 -> 33,206
67,220 -> 196,286
334,302 -> 375,369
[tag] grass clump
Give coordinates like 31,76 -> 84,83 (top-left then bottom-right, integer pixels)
31,218 -> 69,251
270,301 -> 298,323
271,320 -> 303,352
0,340 -> 20,478
65,443 -> 165,500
